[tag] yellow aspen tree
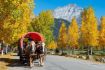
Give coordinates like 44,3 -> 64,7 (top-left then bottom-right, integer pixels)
80,9 -> 88,46
80,7 -> 99,55
68,17 -> 79,51
99,16 -> 105,51
48,41 -> 57,50
30,10 -> 54,45
0,0 -> 34,43
58,21 -> 67,53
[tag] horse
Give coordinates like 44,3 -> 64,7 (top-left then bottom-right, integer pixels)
24,41 -> 47,67
35,42 -> 47,66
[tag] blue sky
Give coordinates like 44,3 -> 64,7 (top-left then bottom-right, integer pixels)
34,0 -> 105,18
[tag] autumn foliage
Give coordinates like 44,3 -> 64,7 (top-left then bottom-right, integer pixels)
68,17 -> 79,49
57,7 -> 105,55
58,22 -> 67,49
0,0 -> 34,43
48,41 -> 57,50
99,16 -> 105,48
0,0 -> 105,53
30,11 -> 54,44
80,7 -> 99,47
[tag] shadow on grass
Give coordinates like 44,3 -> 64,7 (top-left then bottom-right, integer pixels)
0,58 -> 17,66
0,56 -> 29,68
0,57 -> 40,68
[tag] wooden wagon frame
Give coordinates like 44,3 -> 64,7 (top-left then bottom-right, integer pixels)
18,32 -> 45,66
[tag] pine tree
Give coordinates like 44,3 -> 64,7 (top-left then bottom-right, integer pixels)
80,7 -> 98,55
68,17 -> 79,53
99,16 -> 105,51
58,21 -> 67,53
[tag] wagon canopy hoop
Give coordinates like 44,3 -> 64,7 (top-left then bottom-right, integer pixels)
20,32 -> 45,48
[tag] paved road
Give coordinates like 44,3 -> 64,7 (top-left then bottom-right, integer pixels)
9,55 -> 105,70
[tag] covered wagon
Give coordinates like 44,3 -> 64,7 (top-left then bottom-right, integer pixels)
18,32 -> 46,66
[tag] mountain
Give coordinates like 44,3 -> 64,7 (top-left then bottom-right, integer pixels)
52,4 -> 83,39
53,4 -> 83,22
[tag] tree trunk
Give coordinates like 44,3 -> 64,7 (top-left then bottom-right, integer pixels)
61,48 -> 63,55
87,46 -> 90,56
73,47 -> 75,54
86,46 -> 90,59
1,50 -> 3,55
72,47 -> 75,55
5,45 -> 8,54
67,46 -> 70,55
90,47 -> 93,55
102,46 -> 105,52
87,46 -> 94,60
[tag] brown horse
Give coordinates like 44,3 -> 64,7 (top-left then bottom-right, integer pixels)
35,42 -> 47,66
24,42 -> 46,67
